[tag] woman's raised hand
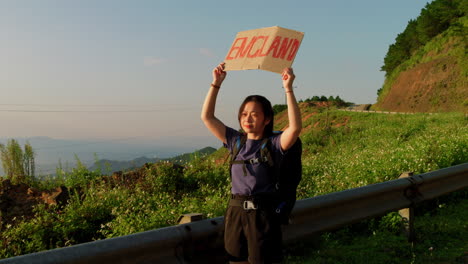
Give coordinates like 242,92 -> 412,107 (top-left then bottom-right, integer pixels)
282,67 -> 295,91
212,62 -> 227,87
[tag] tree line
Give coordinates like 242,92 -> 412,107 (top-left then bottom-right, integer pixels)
0,139 -> 36,184
380,0 -> 466,78
273,95 -> 348,114
300,95 -> 346,104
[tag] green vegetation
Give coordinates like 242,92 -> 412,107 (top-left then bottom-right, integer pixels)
1,109 -> 466,261
376,0 -> 467,110
380,0 -> 466,77
273,104 -> 288,115
284,196 -> 468,264
0,139 -> 35,184
298,111 -> 467,197
89,147 -> 217,175
274,95 -> 349,114
165,146 -> 217,165
299,95 -> 347,105
376,16 -> 467,104
3,1 -> 467,260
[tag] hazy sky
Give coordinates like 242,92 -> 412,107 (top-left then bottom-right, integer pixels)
1,0 -> 428,147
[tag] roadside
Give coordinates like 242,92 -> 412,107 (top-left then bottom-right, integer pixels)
284,195 -> 468,264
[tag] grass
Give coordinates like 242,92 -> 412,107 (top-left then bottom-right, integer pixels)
0,109 -> 467,260
375,16 -> 467,109
284,194 -> 468,264
297,111 -> 467,197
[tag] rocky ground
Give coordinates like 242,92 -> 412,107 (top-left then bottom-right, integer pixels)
0,179 -> 69,228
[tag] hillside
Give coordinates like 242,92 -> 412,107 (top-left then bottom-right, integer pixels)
375,3 -> 467,112
164,146 -> 216,164
1,102 -> 467,259
88,147 -> 217,174
88,156 -> 161,174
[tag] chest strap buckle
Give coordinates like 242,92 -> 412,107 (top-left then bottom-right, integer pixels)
249,158 -> 260,164
243,200 -> 258,210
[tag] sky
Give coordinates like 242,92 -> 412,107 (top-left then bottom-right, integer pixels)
0,0 -> 429,151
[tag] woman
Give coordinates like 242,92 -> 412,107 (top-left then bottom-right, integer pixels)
201,62 -> 302,264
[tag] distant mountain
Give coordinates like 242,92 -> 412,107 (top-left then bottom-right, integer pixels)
88,147 -> 217,175
165,147 -> 217,164
0,136 -> 219,176
88,157 -> 161,174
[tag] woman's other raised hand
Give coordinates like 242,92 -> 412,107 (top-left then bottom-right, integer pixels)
212,62 -> 227,87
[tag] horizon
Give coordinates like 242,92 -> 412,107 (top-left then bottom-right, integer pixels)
1,1 -> 429,162
0,136 -> 221,175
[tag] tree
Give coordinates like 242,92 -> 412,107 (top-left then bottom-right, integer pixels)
23,142 -> 35,178
335,96 -> 346,106
272,104 -> 287,114
381,0 -> 465,77
0,139 -> 36,184
417,0 -> 462,43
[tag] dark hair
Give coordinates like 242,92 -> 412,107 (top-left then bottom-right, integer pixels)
238,95 -> 274,138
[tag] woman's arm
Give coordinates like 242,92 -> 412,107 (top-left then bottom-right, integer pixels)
201,63 -> 227,144
280,67 -> 302,151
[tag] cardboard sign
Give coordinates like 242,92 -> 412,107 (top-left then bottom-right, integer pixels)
224,26 -> 304,74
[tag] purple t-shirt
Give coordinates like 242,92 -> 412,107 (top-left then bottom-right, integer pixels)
224,126 -> 284,196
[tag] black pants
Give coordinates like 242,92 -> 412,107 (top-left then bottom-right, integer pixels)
224,204 -> 283,264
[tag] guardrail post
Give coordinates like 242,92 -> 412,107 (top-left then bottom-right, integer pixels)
178,213 -> 203,224
1,164 -> 466,263
398,172 -> 416,242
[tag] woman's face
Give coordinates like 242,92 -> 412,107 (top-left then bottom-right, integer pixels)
240,101 -> 270,136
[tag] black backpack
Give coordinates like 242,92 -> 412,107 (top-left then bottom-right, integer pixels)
229,131 -> 302,225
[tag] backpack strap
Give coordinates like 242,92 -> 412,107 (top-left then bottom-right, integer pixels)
229,134 -> 247,177
229,134 -> 275,177
260,138 -> 274,167
269,132 -> 284,189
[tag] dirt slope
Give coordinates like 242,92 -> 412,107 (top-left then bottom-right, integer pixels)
375,26 -> 467,113
0,179 -> 69,227
377,56 -> 467,112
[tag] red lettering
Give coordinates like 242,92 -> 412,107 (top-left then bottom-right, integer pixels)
258,36 -> 270,57
277,38 -> 293,59
247,36 -> 269,58
227,35 -> 300,61
242,37 -> 259,58
225,37 -> 247,60
266,36 -> 281,57
287,39 -> 300,61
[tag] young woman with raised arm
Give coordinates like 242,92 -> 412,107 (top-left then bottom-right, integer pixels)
201,62 -> 302,264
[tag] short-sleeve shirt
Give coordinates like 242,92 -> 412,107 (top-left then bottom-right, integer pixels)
224,126 -> 284,196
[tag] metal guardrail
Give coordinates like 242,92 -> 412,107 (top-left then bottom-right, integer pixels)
284,163 -> 467,242
2,163 -> 467,264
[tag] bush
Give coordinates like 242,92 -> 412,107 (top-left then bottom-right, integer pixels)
1,111 -> 466,259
